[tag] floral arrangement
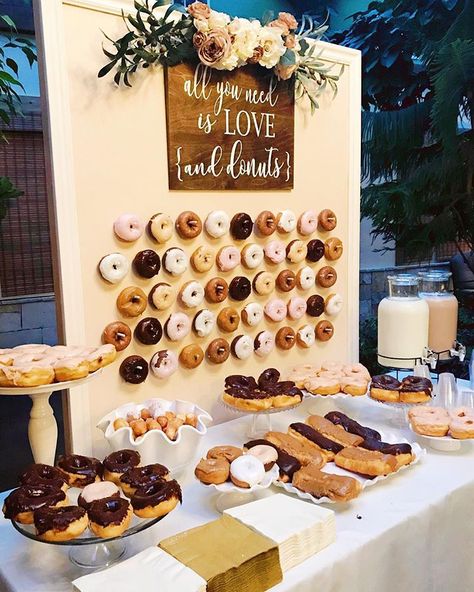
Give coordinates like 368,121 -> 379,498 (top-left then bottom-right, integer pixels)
99,1 -> 343,112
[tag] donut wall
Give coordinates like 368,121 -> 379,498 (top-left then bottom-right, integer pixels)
36,0 -> 361,456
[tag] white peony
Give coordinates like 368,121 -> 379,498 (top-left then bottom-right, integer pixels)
228,18 -> 261,66
207,9 -> 230,30
214,50 -> 240,71
257,26 -> 286,69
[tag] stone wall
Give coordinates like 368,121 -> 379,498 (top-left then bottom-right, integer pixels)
0,295 -> 57,348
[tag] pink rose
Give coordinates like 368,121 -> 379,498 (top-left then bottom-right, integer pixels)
275,62 -> 297,81
268,19 -> 290,37
187,1 -> 211,19
285,33 -> 297,49
198,29 -> 232,67
193,31 -> 207,49
278,12 -> 298,31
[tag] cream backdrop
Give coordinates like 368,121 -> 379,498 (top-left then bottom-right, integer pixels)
35,0 -> 361,456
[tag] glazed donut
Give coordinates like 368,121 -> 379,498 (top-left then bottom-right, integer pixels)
449,407 -> 474,420
165,312 -> 191,341
306,239 -> 325,263
191,246 -> 215,273
264,240 -> 286,264
19,464 -> 68,492
287,296 -> 307,320
34,505 -> 88,541
255,210 -> 276,236
205,277 -> 228,303
119,355 -> 149,384
178,281 -> 204,308
276,210 -> 296,233
217,307 -> 240,332
296,266 -> 315,290
148,213 -> 173,243
103,450 -> 141,485
150,350 -> 179,379
119,463 -> 170,497
317,266 -> 337,288
286,240 -> 307,264
315,320 -> 334,342
241,244 -> 264,269
297,210 -> 318,236
241,302 -> 264,327
175,211 -> 202,239
230,212 -> 253,240
254,331 -> 275,357
78,481 -> 121,510
206,338 -> 230,364
306,294 -> 325,317
231,334 -> 254,360
450,416 -> 474,439
246,444 -> 278,471
149,282 -> 174,311
230,455 -> 265,488
102,321 -> 132,351
117,286 -> 147,317
3,484 -> 68,524
297,324 -> 316,348
99,253 -> 129,284
339,377 -> 368,397
324,237 -> 343,261
217,246 -> 240,272
318,209 -> 337,231
252,271 -> 275,296
192,309 -> 216,337
276,269 -> 296,292
163,248 -> 188,276
264,298 -> 287,322
86,344 -> 116,372
179,344 -> 204,369
131,479 -> 181,518
204,210 -> 230,238
134,317 -> 162,345
113,213 -> 144,242
207,446 -> 243,463
229,276 -> 251,301
195,457 -> 229,485
89,496 -> 133,538
408,407 -> 450,437
276,326 -> 296,350
57,454 -> 103,487
133,249 -> 160,279
325,293 -> 343,316
53,357 -> 89,382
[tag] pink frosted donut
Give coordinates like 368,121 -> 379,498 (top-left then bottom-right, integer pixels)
164,312 -> 191,342
297,210 -> 318,235
150,350 -> 178,379
217,246 -> 240,272
264,240 -> 286,264
254,331 -> 275,357
449,407 -> 474,420
264,298 -> 287,322
113,214 -> 144,242
287,296 -> 307,320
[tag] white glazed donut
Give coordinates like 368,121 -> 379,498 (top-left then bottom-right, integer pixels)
148,213 -> 173,243
217,246 -> 240,272
297,324 -> 315,348
165,312 -> 191,341
231,334 -> 254,360
113,213 -> 144,242
150,349 -> 179,378
241,302 -> 264,327
179,281 -> 204,308
241,244 -> 264,269
246,444 -> 278,468
276,210 -> 297,233
264,298 -> 287,322
80,481 -> 119,505
99,253 -> 129,284
287,296 -> 307,320
254,331 -> 275,357
297,210 -> 318,235
205,210 -> 230,238
163,248 -> 188,276
325,293 -> 343,316
296,266 -> 315,290
230,455 -> 265,488
193,309 -> 215,337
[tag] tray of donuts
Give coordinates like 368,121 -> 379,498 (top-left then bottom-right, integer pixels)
286,361 -> 371,398
97,398 -> 212,470
2,451 -> 181,543
408,406 -> 474,451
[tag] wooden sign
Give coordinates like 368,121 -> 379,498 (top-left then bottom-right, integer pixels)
165,62 -> 294,190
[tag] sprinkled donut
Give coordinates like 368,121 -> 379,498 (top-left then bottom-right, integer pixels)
296,324 -> 315,348
306,239 -> 325,263
229,276 -> 251,301
162,248 -> 188,276
276,270 -> 296,292
318,209 -> 337,231
241,244 -> 264,269
116,287 -> 147,317
306,294 -> 325,317
134,317 -> 162,345
133,249 -> 160,279
276,210 -> 296,233
113,214 -> 144,242
102,321 -> 132,351
264,240 -> 286,264
325,293 -> 343,316
317,266 -> 337,288
191,246 -> 215,273
297,210 -> 318,235
324,237 -> 343,261
255,210 -> 276,236
149,283 -> 174,311
204,210 -> 230,238
252,271 -> 274,296
217,246 -> 240,272
99,253 -> 129,284
119,355 -> 149,384
192,309 -> 216,337
175,211 -> 202,239
179,344 -> 204,369
296,266 -> 315,290
206,338 -> 230,364
148,213 -> 173,243
178,281 -> 204,308
286,240 -> 307,264
254,331 -> 275,357
276,326 -> 296,350
205,277 -> 228,303
164,312 -> 191,341
231,335 -> 254,360
241,302 -> 264,327
315,320 -> 334,342
264,298 -> 287,322
287,296 -> 307,320
150,350 -> 178,379
230,213 -> 253,240
217,307 -> 240,332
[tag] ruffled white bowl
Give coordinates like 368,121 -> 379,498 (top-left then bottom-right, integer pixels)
97,398 -> 212,472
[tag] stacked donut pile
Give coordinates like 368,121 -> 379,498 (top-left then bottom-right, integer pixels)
113,407 -> 199,441
0,343 -> 116,388
409,406 -> 474,439
287,361 -> 371,396
2,450 -> 181,541
100,208 -> 343,383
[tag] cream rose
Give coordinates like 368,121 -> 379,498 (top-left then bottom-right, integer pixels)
187,2 -> 211,19
207,9 -> 230,30
228,18 -> 261,66
198,29 -> 232,67
257,27 -> 286,68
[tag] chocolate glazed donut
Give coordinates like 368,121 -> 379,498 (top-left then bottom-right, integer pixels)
131,479 -> 182,510
400,376 -> 433,396
134,317 -> 163,345
103,450 -> 141,476
229,276 -> 251,301
88,496 -> 130,527
306,294 -> 325,317
57,454 -> 103,485
230,213 -> 253,240
119,355 -> 149,384
371,375 -> 402,390
306,239 -> 325,262
19,464 -> 68,489
3,484 -> 67,520
34,505 -> 86,535
133,249 -> 160,278
325,411 -> 381,441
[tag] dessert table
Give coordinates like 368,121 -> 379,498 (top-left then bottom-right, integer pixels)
1,390 -> 474,592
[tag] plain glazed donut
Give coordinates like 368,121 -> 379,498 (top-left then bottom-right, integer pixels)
119,355 -> 149,384
207,446 -> 243,463
192,309 -> 216,337
191,246 -> 215,273
206,338 -> 230,364
195,457 -> 229,485
217,307 -> 240,332
204,210 -> 230,238
99,253 -> 129,284
231,334 -> 254,360
254,331 -> 275,357
297,324 -> 315,348
133,250 -> 160,279
179,344 -> 204,369
306,294 -> 325,317
102,321 -> 131,351
297,210 -> 318,235
276,269 -> 296,292
205,277 -> 228,303
149,282 -> 174,311
450,416 -> 474,439
255,210 -> 276,236
150,350 -> 179,379
241,244 -> 264,269
287,296 -> 307,320
113,214 -> 144,242
286,240 -> 307,263
306,239 -> 325,263
178,281 -> 204,308
230,213 -> 253,240
241,302 -> 264,326
217,246 -> 240,272
296,266 -> 315,290
325,293 -> 343,316
163,248 -> 188,276
315,320 -> 334,342
264,298 -> 287,322
175,211 -> 202,239
276,326 -> 296,350
246,444 -> 278,471
148,213 -> 173,243
165,312 -> 191,341
134,317 -> 162,345
276,210 -> 297,233
264,240 -> 286,264
229,276 -> 251,301
318,209 -> 337,231
252,271 -> 275,295
78,481 -> 120,510
324,237 -> 343,261
117,286 -> 147,317
230,455 -> 265,488
317,266 -> 338,288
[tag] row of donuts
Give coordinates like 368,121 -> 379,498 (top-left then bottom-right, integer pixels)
104,294 -> 342,350
119,322 -> 335,383
99,237 -> 343,284
113,209 -> 338,244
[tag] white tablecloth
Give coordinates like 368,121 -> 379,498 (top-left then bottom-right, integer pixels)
1,393 -> 474,592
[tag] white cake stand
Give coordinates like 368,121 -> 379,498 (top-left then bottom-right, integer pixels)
0,370 -> 102,465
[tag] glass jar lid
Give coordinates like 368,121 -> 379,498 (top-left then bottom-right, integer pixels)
387,273 -> 420,286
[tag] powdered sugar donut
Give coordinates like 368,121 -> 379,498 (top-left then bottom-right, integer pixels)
241,302 -> 263,327
254,331 -> 275,357
276,210 -> 296,233
163,248 -> 188,276
264,240 -> 286,264
99,253 -> 129,284
297,210 -> 318,235
241,244 -> 264,269
296,324 -> 315,348
325,293 -> 343,316
150,350 -> 178,379
193,309 -> 215,337
217,246 -> 240,272
287,296 -> 307,320
164,312 -> 191,341
148,213 -> 173,243
264,299 -> 287,322
231,334 -> 254,360
178,281 -> 204,308
296,266 -> 315,290
113,214 -> 144,242
205,210 -> 230,238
